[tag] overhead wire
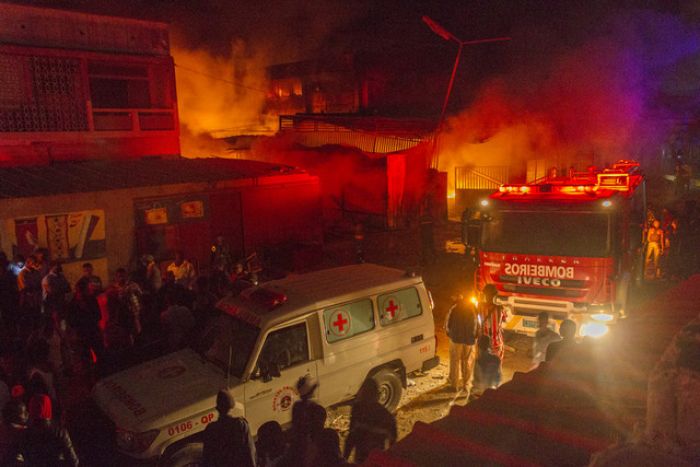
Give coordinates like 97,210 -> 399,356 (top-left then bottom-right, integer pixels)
173,63 -> 268,94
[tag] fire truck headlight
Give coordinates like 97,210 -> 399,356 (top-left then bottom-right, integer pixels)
601,200 -> 612,208
591,313 -> 613,322
480,199 -> 490,207
580,322 -> 609,338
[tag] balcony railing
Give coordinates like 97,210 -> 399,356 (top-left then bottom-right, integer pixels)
90,107 -> 176,132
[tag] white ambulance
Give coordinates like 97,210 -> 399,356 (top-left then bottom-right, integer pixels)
93,263 -> 439,464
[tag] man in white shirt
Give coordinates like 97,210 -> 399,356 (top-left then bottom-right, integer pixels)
166,251 -> 196,290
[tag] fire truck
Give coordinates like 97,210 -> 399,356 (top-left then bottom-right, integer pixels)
463,160 -> 646,338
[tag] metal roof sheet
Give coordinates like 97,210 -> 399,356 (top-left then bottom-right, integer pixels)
366,276 -> 700,466
0,158 -> 305,199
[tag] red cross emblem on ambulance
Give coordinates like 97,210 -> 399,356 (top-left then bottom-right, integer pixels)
382,296 -> 400,321
329,310 -> 351,337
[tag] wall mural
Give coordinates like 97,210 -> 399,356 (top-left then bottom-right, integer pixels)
4,209 -> 106,262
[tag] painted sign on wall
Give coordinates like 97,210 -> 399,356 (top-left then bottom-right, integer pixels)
3,209 -> 106,262
134,195 -> 209,227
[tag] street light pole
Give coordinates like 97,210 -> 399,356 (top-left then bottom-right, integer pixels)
422,16 -> 510,169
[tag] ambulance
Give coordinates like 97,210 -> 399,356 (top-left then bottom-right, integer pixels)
93,263 -> 438,464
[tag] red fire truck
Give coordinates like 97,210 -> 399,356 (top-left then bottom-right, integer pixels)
463,160 -> 646,338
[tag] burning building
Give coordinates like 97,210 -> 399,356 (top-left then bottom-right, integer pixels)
0,2 -> 323,283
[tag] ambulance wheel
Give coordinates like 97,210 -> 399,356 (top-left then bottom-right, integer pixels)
372,369 -> 402,413
161,442 -> 203,467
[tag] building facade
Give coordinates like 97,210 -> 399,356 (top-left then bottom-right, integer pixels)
0,2 -> 179,166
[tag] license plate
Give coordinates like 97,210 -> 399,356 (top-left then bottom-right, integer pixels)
523,318 -> 538,329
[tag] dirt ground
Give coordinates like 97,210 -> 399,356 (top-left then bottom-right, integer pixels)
321,221 -> 534,446
319,218 -> 677,449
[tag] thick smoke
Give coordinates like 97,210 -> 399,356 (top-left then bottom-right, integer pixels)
439,10 -> 700,184
171,37 -> 274,158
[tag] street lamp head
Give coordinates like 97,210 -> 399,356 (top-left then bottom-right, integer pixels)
422,15 -> 455,42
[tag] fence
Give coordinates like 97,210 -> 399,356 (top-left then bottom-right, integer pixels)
278,115 -> 431,154
455,165 -> 510,190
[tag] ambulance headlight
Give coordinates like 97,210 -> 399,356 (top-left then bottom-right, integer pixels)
580,322 -> 609,338
116,428 -> 159,453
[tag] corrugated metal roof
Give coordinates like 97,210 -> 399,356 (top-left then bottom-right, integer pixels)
367,276 -> 700,466
0,158 -> 304,199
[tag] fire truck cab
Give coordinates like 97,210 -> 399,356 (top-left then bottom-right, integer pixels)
463,160 -> 646,338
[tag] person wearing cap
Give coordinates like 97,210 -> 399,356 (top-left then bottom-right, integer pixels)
22,394 -> 78,466
280,375 -> 325,467
291,375 -> 322,438
202,388 -> 255,467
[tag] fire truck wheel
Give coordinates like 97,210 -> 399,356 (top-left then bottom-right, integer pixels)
371,369 -> 403,413
161,442 -> 203,467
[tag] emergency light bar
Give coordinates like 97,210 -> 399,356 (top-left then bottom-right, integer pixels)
498,183 -> 599,194
497,160 -> 638,195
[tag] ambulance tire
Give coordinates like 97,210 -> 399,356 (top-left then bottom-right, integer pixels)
372,369 -> 402,413
161,441 -> 203,467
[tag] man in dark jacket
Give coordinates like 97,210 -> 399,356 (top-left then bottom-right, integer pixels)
202,389 -> 256,467
22,394 -> 79,467
343,379 -> 397,463
0,400 -> 28,466
445,296 -> 478,393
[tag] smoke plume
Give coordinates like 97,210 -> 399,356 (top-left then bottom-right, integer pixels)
439,9 -> 700,185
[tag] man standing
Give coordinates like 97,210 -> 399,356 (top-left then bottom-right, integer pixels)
344,379 -> 397,463
646,220 -> 665,279
480,284 -> 508,362
202,389 -> 255,467
41,261 -> 71,323
167,251 -> 196,290
17,256 -> 42,330
445,296 -> 478,393
210,236 -> 233,273
75,262 -> 103,297
546,319 -> 577,362
22,394 -> 79,467
531,311 -> 561,368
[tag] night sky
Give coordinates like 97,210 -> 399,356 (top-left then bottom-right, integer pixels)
9,0 -> 700,153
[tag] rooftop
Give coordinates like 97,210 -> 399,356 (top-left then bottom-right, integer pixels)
217,263 -> 423,329
0,2 -> 170,56
0,158 -> 307,199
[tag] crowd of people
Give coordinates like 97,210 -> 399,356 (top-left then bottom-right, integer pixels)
444,284 -> 507,399
445,286 -> 592,401
201,375 -> 396,467
0,241 -> 264,465
0,241 -> 400,465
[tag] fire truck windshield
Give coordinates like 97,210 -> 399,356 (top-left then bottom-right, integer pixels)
481,210 -> 611,257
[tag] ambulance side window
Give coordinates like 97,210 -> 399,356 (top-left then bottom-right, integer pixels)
323,299 -> 374,343
257,323 -> 309,373
378,287 -> 422,326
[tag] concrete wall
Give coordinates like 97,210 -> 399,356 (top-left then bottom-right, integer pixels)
0,175 -> 321,285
